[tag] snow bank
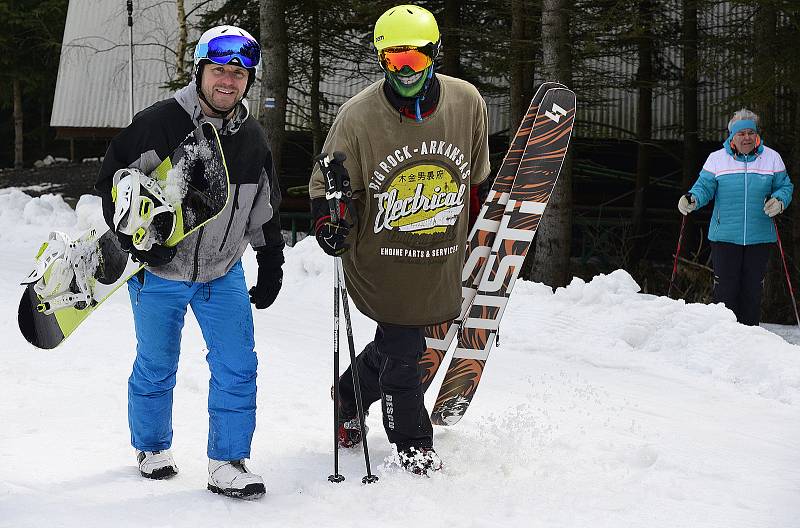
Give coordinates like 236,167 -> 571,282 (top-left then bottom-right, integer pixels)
507,270 -> 800,404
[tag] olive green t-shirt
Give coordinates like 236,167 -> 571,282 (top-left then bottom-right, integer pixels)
309,74 -> 490,326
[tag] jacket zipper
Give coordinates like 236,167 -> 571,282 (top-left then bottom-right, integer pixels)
192,226 -> 204,282
219,184 -> 240,252
743,158 -> 748,245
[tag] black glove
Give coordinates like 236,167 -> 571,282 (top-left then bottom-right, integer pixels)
315,216 -> 351,257
312,196 -> 350,257
249,248 -> 284,309
117,233 -> 176,267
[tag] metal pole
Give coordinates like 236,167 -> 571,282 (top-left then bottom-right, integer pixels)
336,260 -> 378,484
668,212 -> 688,298
774,219 -> 800,327
127,0 -> 134,123
316,152 -> 378,485
668,193 -> 692,298
328,260 -> 344,483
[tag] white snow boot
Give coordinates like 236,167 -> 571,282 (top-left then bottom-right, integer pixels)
136,449 -> 178,480
207,459 -> 266,500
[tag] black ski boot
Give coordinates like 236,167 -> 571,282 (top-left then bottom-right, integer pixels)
397,446 -> 443,476
338,414 -> 368,448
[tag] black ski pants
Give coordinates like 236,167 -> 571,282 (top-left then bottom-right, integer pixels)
338,322 -> 433,452
711,241 -> 772,326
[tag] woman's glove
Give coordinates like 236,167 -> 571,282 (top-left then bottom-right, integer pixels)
677,194 -> 696,216
764,197 -> 784,218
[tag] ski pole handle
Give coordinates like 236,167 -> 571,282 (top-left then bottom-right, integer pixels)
315,152 -> 349,222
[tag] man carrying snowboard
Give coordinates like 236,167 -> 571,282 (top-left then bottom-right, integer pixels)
309,5 -> 490,475
95,25 -> 283,499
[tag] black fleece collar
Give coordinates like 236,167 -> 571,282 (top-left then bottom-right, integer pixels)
382,75 -> 441,120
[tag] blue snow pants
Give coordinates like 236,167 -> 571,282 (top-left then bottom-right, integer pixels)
126,261 -> 257,461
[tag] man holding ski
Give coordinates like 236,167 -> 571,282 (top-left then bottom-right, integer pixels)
95,25 -> 283,499
309,4 -> 490,475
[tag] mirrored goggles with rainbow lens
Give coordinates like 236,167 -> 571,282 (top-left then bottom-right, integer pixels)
199,34 -> 261,69
379,46 -> 433,74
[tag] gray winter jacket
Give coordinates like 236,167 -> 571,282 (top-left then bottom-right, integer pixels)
95,84 -> 283,283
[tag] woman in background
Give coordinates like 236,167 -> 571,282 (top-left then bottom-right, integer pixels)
678,108 -> 793,325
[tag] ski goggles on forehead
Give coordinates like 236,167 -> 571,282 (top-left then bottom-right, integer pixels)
199,34 -> 261,68
379,46 -> 433,73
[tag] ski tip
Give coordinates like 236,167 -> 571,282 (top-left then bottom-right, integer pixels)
430,394 -> 471,426
431,410 -> 464,427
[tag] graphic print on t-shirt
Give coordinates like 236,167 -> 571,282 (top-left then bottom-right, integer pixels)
365,139 -> 474,263
373,163 -> 466,236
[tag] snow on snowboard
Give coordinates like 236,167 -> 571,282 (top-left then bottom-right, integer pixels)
18,122 -> 229,350
421,83 -> 576,426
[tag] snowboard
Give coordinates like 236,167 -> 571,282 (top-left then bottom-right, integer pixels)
18,122 -> 229,350
421,84 -> 576,426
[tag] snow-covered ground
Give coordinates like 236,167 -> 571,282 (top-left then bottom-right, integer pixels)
1,189 -> 799,528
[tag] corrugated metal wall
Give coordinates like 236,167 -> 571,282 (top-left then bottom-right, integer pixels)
51,0 -> 221,129
53,1 -> 784,143
576,1 -> 772,142
279,68 -> 511,136
277,1 -> 768,142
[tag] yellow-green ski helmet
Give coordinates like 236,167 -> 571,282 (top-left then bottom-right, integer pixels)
374,5 -> 441,100
374,5 -> 441,53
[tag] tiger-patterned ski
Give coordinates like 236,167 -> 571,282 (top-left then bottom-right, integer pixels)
419,82 -> 567,391
426,86 -> 576,426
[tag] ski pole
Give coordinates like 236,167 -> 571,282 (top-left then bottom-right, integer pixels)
317,152 -> 378,484
336,262 -> 379,484
319,152 -> 345,484
328,253 -> 344,483
318,152 -> 345,483
773,218 -> 800,327
668,193 -> 691,299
